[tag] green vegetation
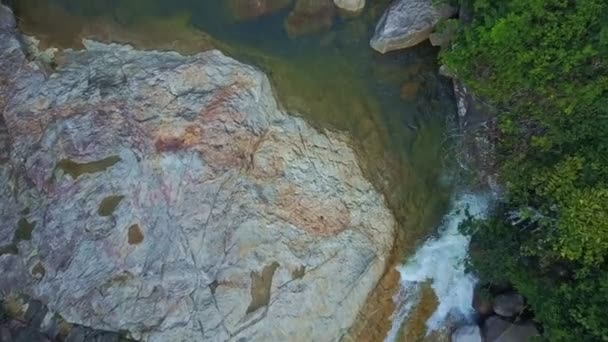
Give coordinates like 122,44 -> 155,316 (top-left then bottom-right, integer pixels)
442,0 -> 608,340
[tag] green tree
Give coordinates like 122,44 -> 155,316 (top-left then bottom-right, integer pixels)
445,0 -> 608,340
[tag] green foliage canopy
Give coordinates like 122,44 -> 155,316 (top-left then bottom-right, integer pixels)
443,0 -> 608,340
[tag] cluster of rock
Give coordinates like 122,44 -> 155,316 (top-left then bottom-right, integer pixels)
0,4 -> 396,342
227,0 -> 365,38
453,289 -> 539,342
366,0 -> 499,188
226,0 -> 457,48
228,0 -> 462,51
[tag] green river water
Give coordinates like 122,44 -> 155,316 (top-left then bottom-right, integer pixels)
7,0 -> 460,338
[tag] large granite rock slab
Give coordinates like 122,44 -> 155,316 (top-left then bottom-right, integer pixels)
370,0 -> 456,53
0,5 -> 395,342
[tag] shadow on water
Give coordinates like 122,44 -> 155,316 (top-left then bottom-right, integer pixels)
8,0 -> 457,252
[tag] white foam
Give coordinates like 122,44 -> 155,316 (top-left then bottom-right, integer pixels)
385,193 -> 489,341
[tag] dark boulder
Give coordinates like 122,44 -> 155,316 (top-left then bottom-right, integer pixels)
472,285 -> 493,316
483,316 -> 539,342
493,293 -> 524,318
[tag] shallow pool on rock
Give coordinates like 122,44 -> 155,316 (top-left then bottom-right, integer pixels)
8,0 -> 460,339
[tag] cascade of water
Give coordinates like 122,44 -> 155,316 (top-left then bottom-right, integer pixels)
385,193 -> 490,341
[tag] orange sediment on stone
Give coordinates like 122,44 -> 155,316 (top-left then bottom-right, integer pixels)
127,224 -> 144,245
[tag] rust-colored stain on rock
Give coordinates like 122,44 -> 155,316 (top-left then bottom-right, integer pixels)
276,186 -> 350,236
128,224 -> 144,245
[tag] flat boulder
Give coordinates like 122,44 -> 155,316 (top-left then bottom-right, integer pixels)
0,5 -> 395,342
285,0 -> 336,38
370,0 -> 456,53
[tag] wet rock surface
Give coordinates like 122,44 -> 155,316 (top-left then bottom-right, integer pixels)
0,5 -> 395,342
448,78 -> 499,193
370,0 -> 456,53
472,285 -> 493,317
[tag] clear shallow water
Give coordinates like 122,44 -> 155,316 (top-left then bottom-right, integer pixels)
8,0 -> 463,338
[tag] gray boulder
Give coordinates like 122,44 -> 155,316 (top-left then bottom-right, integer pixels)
0,5 -> 395,342
493,293 -> 524,318
452,325 -> 482,342
483,316 -> 539,342
370,0 -> 456,53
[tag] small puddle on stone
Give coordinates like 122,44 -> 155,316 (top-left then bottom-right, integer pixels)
127,224 -> 144,245
14,218 -> 35,241
209,280 -> 219,295
291,265 -> 306,280
97,195 -> 124,216
0,244 -> 18,256
246,261 -> 280,314
57,156 -> 121,180
31,262 -> 46,279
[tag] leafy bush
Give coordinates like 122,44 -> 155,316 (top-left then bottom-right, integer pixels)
445,0 -> 608,340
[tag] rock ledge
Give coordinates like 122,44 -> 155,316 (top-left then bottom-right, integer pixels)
0,5 -> 395,342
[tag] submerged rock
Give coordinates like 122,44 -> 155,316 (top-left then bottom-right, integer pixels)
227,0 -> 293,21
333,0 -> 365,13
483,316 -> 539,342
400,81 -> 421,101
370,0 -> 456,53
0,5 -> 395,342
285,0 -> 336,38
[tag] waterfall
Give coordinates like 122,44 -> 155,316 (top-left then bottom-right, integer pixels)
385,193 -> 490,341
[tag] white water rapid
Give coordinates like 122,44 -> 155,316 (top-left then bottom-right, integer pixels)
385,193 -> 490,341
